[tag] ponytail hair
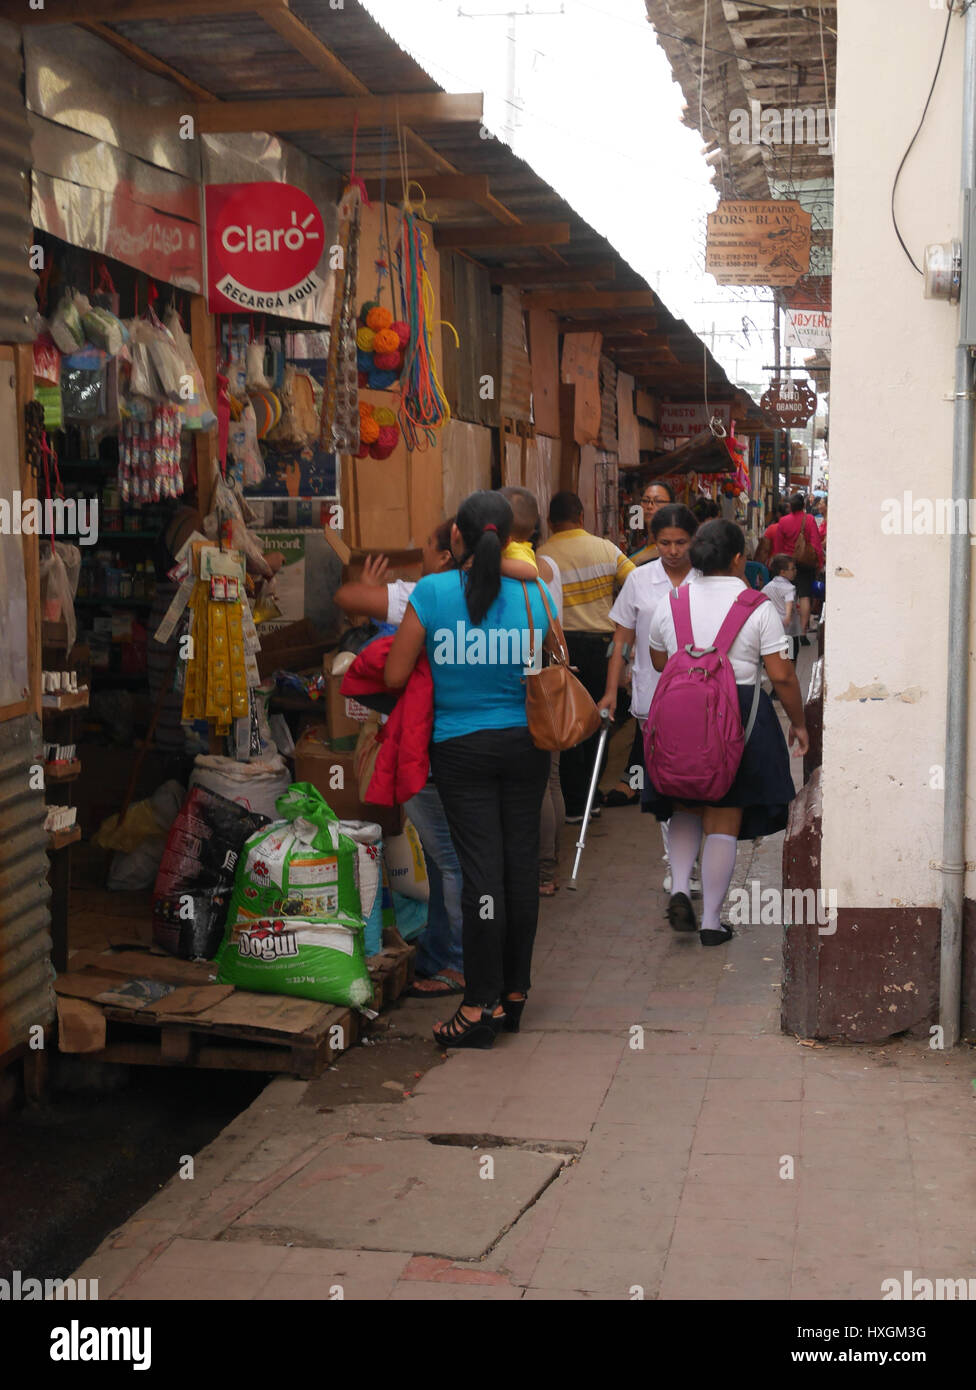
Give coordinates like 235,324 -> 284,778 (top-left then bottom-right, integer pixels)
455,490 -> 513,625
689,519 -> 746,575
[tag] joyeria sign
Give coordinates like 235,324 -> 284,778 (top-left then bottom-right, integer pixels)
205,182 -> 326,314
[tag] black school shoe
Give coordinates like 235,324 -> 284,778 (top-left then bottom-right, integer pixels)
700,925 -> 735,947
667,892 -> 697,932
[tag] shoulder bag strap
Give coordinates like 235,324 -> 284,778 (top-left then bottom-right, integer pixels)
670,583 -> 695,650
533,577 -> 569,665
713,589 -> 769,742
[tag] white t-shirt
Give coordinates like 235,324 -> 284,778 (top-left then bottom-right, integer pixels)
648,575 -> 788,683
386,578 -> 416,627
609,559 -> 698,719
764,575 -> 800,635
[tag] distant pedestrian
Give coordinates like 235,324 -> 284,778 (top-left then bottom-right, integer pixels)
773,494 -> 823,636
645,520 -> 808,946
537,491 -> 635,823
629,480 -> 675,566
764,554 -> 800,663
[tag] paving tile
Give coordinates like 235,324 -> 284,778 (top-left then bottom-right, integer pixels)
667,1214 -> 795,1263
791,1258 -> 902,1301
660,1250 -> 791,1300
119,1269 -> 270,1300
73,1246 -> 151,1300
529,1246 -> 664,1297
389,1280 -> 523,1300
705,1075 -> 803,1103
151,1237 -> 290,1273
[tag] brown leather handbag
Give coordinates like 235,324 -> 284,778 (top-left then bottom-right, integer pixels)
521,580 -> 602,751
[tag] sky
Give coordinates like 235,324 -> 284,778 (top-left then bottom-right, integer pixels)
362,0 -> 779,392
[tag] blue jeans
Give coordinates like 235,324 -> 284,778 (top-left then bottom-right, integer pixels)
404,782 -> 464,977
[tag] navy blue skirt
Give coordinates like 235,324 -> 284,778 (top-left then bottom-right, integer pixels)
640,683 -> 796,841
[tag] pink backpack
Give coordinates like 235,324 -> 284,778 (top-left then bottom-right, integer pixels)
644,586 -> 768,802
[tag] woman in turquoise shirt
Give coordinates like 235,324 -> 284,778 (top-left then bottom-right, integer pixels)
385,491 -> 553,1050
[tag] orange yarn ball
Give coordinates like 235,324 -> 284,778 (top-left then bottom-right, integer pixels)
373,327 -> 400,355
366,306 -> 393,332
359,414 -> 380,443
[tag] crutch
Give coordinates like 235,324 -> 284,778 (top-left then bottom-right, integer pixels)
566,709 -> 612,890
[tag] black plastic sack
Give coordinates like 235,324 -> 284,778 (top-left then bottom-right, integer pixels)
152,786 -> 269,959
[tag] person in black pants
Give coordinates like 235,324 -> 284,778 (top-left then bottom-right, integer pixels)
385,490 -> 552,1049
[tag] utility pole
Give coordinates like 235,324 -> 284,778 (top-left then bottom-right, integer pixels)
458,4 -> 565,145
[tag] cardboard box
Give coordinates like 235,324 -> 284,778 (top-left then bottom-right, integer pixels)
323,653 -> 370,740
294,726 -> 403,838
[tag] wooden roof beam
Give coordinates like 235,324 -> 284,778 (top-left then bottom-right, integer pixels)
433,222 -> 569,250
176,93 -> 484,136
20,0 -> 278,21
490,262 -> 615,286
524,290 -> 656,311
556,315 -> 659,334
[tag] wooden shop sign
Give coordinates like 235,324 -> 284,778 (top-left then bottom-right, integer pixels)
706,200 -> 811,287
760,379 -> 817,428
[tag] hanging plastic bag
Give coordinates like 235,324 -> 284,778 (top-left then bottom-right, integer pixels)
228,399 -> 264,487
33,332 -> 61,386
246,340 -> 271,390
50,290 -> 89,355
61,346 -> 108,420
82,306 -> 127,357
204,473 -> 274,577
39,542 -> 80,649
164,305 -> 216,431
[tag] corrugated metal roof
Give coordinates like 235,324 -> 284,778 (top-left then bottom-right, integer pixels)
0,21 -> 39,344
88,0 -> 752,407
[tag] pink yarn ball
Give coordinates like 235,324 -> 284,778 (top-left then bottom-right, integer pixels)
376,424 -> 399,449
373,350 -> 401,370
369,442 -> 396,460
391,320 -> 410,347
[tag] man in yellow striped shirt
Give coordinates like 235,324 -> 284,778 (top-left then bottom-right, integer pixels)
538,492 -> 635,820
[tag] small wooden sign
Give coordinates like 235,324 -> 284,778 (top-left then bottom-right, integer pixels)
760,380 -> 818,428
706,200 -> 811,287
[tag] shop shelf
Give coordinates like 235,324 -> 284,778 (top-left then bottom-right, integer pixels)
41,689 -> 90,712
75,596 -> 155,608
44,759 -> 82,782
47,826 -> 81,852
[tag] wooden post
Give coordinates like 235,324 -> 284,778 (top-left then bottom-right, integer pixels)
189,296 -> 218,516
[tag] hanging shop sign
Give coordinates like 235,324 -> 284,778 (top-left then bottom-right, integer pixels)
784,307 -> 831,350
705,200 -> 811,287
659,402 -> 731,439
206,183 -> 328,316
760,379 -> 818,428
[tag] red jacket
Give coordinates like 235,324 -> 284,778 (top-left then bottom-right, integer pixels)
340,637 -> 433,805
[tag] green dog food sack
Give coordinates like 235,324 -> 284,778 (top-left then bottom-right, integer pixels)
215,783 -> 374,1008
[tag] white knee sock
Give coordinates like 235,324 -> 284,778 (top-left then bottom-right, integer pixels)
700,833 -> 738,931
667,812 -> 701,897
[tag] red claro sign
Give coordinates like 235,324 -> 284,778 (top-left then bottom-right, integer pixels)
205,182 -> 326,313
760,379 -> 817,428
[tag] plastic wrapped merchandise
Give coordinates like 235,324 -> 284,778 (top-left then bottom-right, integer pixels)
340,820 -> 384,958
49,290 -> 89,355
152,785 -> 270,959
189,753 -> 291,822
383,819 -> 429,901
215,783 -> 373,1008
39,542 -> 81,649
164,305 -> 216,430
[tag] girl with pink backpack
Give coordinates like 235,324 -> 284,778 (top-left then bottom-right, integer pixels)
644,520 -> 809,946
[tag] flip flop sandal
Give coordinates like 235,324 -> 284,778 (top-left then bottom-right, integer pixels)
404,974 -> 464,999
539,882 -> 559,897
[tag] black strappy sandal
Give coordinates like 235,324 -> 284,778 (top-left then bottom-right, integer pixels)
432,1004 -> 498,1050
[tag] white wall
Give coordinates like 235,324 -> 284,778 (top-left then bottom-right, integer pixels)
824,0 -> 969,906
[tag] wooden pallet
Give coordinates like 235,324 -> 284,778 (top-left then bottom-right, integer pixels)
54,935 -> 416,1080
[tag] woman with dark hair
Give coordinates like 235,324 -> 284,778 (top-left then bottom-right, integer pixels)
646,519 -> 808,946
385,491 -> 553,1048
629,480 -> 675,566
601,504 -> 700,814
773,494 -> 823,636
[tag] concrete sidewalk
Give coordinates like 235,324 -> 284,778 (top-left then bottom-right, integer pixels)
75,710 -> 976,1301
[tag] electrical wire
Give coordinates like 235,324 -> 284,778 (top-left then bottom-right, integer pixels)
891,0 -> 955,275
